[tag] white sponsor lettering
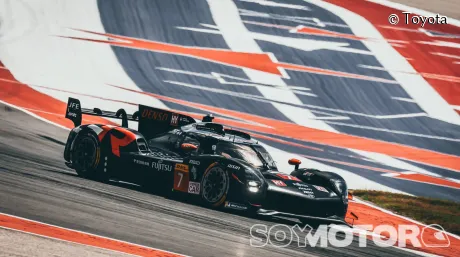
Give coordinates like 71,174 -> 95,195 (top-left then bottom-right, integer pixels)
67,112 -> 77,118
303,193 -> 315,198
69,103 -> 80,109
224,201 -> 247,210
189,160 -> 200,165
152,159 -> 172,172
227,164 -> 240,170
134,159 -> 149,166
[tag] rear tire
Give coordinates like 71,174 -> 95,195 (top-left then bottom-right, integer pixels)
201,163 -> 229,208
72,132 -> 106,181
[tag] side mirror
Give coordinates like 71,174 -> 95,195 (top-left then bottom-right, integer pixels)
181,143 -> 198,152
288,158 -> 301,170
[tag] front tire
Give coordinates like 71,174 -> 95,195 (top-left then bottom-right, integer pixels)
201,163 -> 229,207
71,132 -> 106,181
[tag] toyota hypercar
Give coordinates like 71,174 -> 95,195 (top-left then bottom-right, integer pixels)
63,98 -> 350,225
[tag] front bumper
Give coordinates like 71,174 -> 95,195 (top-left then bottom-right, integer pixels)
262,187 -> 348,218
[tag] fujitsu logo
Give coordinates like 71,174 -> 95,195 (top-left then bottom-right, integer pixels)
152,159 -> 172,171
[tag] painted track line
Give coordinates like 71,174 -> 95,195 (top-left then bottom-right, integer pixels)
0,212 -> 188,257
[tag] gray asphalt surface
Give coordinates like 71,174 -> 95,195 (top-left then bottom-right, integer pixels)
0,228 -> 135,257
0,105 -> 421,257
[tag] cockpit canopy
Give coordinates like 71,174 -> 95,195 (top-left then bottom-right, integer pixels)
215,141 -> 277,170
148,121 -> 277,170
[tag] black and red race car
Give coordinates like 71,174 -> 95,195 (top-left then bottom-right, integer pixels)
64,97 -> 350,225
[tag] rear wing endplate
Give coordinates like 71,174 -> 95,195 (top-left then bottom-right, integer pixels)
65,97 -> 138,127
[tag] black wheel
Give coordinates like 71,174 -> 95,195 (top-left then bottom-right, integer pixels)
72,132 -> 105,181
201,163 -> 229,207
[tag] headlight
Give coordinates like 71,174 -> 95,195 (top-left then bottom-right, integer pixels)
248,181 -> 258,187
247,180 -> 261,193
248,187 -> 259,193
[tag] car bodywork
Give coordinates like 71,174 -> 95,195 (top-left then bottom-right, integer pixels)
63,98 -> 350,226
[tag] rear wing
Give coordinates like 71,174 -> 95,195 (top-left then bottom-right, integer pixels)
65,98 -> 138,127
65,97 -> 196,138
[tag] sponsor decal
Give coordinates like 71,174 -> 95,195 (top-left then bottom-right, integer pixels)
133,159 -> 150,166
276,174 -> 301,182
304,193 -> 315,199
188,181 -> 200,195
271,180 -> 287,187
141,109 -> 168,121
224,201 -> 248,210
152,159 -> 172,172
67,112 -> 77,118
303,187 -> 313,191
171,113 -> 179,126
292,182 -> 306,187
67,102 -> 80,118
68,102 -> 80,110
175,163 -> 189,173
227,164 -> 240,170
293,182 -> 312,192
313,185 -> 328,193
189,160 -> 200,165
191,166 -> 198,180
174,169 -> 189,192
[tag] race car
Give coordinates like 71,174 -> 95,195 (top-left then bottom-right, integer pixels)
63,97 -> 350,225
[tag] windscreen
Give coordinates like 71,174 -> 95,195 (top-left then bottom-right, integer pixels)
215,142 -> 269,168
253,144 -> 277,169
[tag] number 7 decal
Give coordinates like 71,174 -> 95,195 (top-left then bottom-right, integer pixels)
177,172 -> 183,187
174,169 -> 189,192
